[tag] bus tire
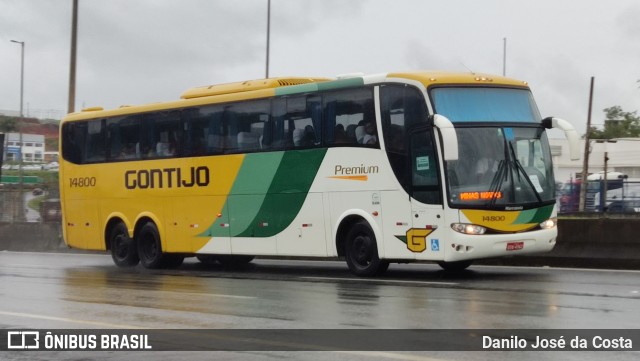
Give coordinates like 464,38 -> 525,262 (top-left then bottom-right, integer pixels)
344,221 -> 389,276
437,260 -> 472,271
109,222 -> 139,267
137,222 -> 165,269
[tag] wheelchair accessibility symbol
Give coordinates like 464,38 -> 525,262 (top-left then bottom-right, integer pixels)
430,239 -> 440,252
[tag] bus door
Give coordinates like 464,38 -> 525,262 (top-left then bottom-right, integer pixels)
381,127 -> 445,260
407,128 -> 445,259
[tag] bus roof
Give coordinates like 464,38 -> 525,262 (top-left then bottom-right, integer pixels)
180,77 -> 332,99
62,71 -> 530,122
387,71 -> 529,88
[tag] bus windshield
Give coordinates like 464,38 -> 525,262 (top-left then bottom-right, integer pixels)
431,87 -> 541,123
445,127 -> 555,209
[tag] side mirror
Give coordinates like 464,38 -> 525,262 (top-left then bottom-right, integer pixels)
433,114 -> 458,161
542,117 -> 580,160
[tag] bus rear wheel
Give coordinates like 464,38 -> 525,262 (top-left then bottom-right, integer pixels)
344,221 -> 389,276
109,222 -> 139,267
137,222 -> 168,269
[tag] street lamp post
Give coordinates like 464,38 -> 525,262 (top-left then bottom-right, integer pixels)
10,40 -> 25,222
265,0 -> 271,79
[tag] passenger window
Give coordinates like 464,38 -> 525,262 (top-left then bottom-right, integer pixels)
85,119 -> 106,163
380,84 -> 428,193
107,116 -> 141,161
62,122 -> 85,164
275,95 -> 322,149
380,84 -> 428,153
323,87 -> 376,147
149,111 -> 181,158
224,99 -> 270,153
183,105 -> 224,156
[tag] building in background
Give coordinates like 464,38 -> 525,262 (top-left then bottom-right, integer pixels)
2,132 -> 45,163
549,138 -> 640,181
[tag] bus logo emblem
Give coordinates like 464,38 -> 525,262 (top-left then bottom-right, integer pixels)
405,228 -> 436,253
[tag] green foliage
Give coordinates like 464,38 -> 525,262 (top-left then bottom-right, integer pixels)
588,106 -> 640,139
0,116 -> 19,132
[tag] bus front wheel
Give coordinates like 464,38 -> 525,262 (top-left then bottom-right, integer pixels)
109,222 -> 139,267
344,222 -> 389,276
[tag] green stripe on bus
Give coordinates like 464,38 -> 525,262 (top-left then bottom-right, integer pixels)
237,148 -> 327,237
275,83 -> 319,96
200,152 -> 284,237
229,152 -> 284,195
513,204 -> 554,224
317,78 -> 364,91
228,152 -> 285,236
274,78 -> 365,96
530,204 -> 554,223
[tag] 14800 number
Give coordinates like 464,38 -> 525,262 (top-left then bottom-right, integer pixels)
69,177 -> 96,188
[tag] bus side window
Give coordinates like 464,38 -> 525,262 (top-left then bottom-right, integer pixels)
62,122 -> 84,164
153,111 -> 181,157
323,87 -> 375,147
380,84 -> 429,194
236,116 -> 262,151
224,99 -> 270,153
85,119 -> 106,163
107,116 -> 141,161
284,95 -> 318,149
411,130 -> 442,205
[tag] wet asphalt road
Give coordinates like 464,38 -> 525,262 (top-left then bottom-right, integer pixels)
1,251 -> 639,361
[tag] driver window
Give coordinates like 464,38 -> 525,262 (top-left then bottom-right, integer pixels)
410,130 -> 442,205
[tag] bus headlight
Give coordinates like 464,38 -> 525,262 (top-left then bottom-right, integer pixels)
451,223 -> 486,235
539,218 -> 557,229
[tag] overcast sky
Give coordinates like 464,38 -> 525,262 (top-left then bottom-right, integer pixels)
1,0 -> 639,135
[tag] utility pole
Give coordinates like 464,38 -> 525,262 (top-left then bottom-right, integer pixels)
10,40 -> 25,222
265,0 -> 271,79
68,0 -> 78,113
579,76 -> 595,212
502,37 -> 507,76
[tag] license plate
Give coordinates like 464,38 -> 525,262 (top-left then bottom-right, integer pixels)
506,241 -> 524,251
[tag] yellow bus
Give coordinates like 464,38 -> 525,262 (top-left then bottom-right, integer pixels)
59,72 -> 579,275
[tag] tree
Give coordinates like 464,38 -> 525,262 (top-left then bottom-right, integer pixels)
0,116 -> 19,132
588,106 -> 640,139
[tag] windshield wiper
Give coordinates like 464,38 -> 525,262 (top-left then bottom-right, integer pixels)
508,141 -> 543,203
488,159 -> 507,208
